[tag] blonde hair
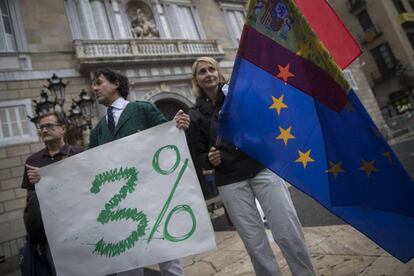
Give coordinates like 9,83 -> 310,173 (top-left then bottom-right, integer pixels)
191,57 -> 226,97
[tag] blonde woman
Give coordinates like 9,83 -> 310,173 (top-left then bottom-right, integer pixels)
187,57 -> 316,276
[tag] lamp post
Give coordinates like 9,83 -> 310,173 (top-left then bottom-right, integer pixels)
45,73 -> 67,108
28,74 -> 94,146
33,90 -> 56,116
75,89 -> 94,128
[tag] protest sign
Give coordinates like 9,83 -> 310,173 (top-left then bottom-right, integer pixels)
36,122 -> 216,275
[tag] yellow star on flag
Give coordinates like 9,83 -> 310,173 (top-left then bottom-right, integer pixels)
269,95 -> 288,115
276,126 -> 295,145
277,63 -> 295,83
295,150 -> 315,168
326,160 -> 346,178
359,159 -> 379,177
382,151 -> 393,165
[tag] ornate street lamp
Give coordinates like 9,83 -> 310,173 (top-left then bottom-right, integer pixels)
28,74 -> 94,146
33,90 -> 56,116
45,73 -> 67,108
75,89 -> 94,129
68,103 -> 84,129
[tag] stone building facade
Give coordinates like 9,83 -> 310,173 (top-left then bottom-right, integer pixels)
330,0 -> 414,122
0,0 -> 393,273
343,60 -> 389,135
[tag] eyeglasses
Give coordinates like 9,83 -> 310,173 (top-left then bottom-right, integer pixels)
38,123 -> 61,131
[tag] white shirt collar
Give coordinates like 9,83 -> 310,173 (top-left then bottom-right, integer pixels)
107,97 -> 130,126
110,97 -> 129,110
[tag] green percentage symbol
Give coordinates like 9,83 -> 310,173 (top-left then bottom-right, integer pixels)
147,145 -> 197,243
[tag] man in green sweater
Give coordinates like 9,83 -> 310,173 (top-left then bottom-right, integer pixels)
89,68 -> 189,276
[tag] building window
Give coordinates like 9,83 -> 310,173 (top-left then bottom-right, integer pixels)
356,10 -> 374,31
218,1 -> 246,47
343,69 -> 358,90
164,3 -> 202,39
65,0 -> 130,39
91,0 -> 112,39
349,0 -> 361,5
223,7 -> 245,47
392,0 -> 406,14
348,0 -> 366,12
407,33 -> 414,49
112,0 -> 130,39
0,0 -> 15,51
0,0 -> 27,54
156,3 -> 171,38
0,99 -> 38,147
65,0 -> 205,40
176,5 -> 199,39
371,43 -> 397,77
162,1 -> 205,39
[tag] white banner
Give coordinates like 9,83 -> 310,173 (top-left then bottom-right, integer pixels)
36,122 -> 216,276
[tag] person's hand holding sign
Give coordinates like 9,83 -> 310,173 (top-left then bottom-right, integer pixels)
174,110 -> 190,130
26,164 -> 41,184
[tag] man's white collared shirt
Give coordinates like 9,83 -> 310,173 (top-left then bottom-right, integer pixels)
107,97 -> 129,127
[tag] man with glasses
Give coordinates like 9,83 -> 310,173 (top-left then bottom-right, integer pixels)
21,112 -> 83,276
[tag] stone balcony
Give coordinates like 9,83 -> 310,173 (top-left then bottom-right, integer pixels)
74,38 -> 225,70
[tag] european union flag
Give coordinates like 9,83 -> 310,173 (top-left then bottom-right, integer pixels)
218,0 -> 414,262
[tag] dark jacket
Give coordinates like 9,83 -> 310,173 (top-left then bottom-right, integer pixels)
188,87 -> 264,186
22,144 -> 83,245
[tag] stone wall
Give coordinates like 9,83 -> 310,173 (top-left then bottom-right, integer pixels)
193,0 -> 239,62
20,0 -> 73,53
0,75 -> 90,273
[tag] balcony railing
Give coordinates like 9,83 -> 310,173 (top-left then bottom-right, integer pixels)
357,24 -> 383,45
74,38 -> 225,68
348,0 -> 366,13
384,110 -> 414,137
399,12 -> 414,28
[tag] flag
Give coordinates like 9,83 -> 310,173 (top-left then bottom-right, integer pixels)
218,0 -> 414,263
295,0 -> 362,69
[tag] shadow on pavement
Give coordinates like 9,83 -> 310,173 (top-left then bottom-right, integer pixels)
288,186 -> 345,227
